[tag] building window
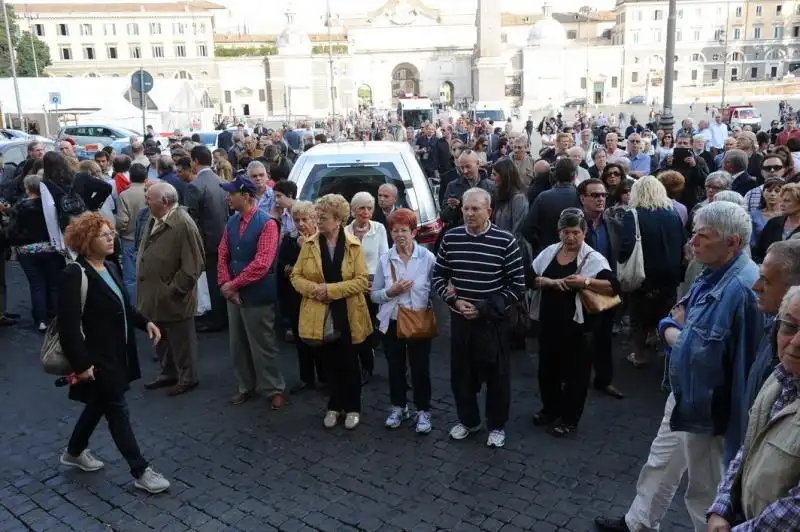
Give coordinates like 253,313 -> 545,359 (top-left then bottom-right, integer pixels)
197,44 -> 208,57
711,68 -> 719,80
224,90 -> 231,103
771,66 -> 779,77
794,26 -> 800,38
83,46 -> 95,60
731,67 -> 739,80
735,6 -> 743,17
712,53 -> 720,61
259,89 -> 266,102
691,53 -> 701,61
580,77 -> 587,89
734,27 -> 742,39
104,23 -> 116,36
129,45 -> 141,59
696,8 -> 702,17
776,4 -> 783,15
691,69 -> 698,81
732,52 -> 742,61
611,76 -> 618,88
175,44 -> 186,57
59,46 -> 72,60
693,29 -> 701,41
754,26 -> 762,39
107,46 -> 117,59
654,9 -> 663,20
567,30 -> 577,39
755,5 -> 763,16
57,23 -> 69,36
33,24 -> 44,36
80,23 -> 92,36
173,22 -> 185,35
676,29 -> 682,41
193,22 -> 206,35
774,25 -> 784,39
674,70 -> 678,81
127,23 -> 139,36
677,9 -> 683,19
632,31 -> 639,44
150,22 -> 162,35
714,28 -> 724,41
632,72 -> 639,83
653,29 -> 662,42
175,70 -> 192,79
751,67 -> 759,78
152,44 -> 165,58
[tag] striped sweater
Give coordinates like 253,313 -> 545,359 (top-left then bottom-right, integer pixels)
432,223 -> 525,309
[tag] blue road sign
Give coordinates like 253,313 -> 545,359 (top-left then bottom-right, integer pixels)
131,70 -> 154,93
49,92 -> 61,106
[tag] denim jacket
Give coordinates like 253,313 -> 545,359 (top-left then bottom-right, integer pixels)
667,252 -> 762,461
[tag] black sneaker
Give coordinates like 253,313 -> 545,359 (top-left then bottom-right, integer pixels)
0,316 -> 17,327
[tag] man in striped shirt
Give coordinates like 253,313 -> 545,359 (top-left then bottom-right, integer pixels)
432,187 -> 526,449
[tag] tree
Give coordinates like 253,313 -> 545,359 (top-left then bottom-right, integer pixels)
0,4 -> 51,77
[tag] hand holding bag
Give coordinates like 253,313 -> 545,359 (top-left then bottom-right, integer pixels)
41,264 -> 87,375
389,261 -> 437,340
616,208 -> 646,292
578,251 -> 622,314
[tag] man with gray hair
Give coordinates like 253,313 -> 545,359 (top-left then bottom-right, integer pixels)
721,148 -> 757,196
432,187 -> 525,449
156,155 -> 186,205
138,182 -> 205,396
596,201 -> 763,532
624,133 -> 651,177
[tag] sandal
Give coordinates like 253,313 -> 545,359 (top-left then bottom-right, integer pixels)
548,423 -> 577,438
532,411 -> 556,426
626,352 -> 648,368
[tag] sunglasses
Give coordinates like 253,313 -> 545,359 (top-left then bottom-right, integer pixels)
584,192 -> 608,199
605,170 -> 621,177
763,165 -> 784,172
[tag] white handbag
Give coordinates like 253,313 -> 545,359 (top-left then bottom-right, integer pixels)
41,264 -> 88,375
616,208 -> 646,293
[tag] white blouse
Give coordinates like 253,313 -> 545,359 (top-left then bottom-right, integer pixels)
345,220 -> 388,275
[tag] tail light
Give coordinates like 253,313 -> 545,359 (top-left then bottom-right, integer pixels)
417,218 -> 445,245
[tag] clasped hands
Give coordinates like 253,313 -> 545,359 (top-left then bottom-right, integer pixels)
537,275 -> 588,291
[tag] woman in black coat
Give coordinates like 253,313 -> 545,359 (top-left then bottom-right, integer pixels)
57,212 -> 169,494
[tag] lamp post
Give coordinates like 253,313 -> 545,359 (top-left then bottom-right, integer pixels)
326,0 -> 336,122
1,0 -> 25,131
719,32 -> 729,109
658,0 -> 677,132
24,12 -> 38,77
579,6 -> 593,105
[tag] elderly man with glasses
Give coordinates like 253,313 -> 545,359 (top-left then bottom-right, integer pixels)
625,133 -> 651,178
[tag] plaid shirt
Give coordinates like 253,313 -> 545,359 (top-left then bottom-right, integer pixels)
708,364 -> 800,530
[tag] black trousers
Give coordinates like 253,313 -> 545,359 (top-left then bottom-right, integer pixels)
204,252 -> 228,329
383,320 -> 432,411
592,309 -> 615,389
319,338 -> 361,413
357,299 -> 377,374
291,309 -> 326,386
450,313 -> 511,431
537,320 -> 592,426
67,395 -> 148,478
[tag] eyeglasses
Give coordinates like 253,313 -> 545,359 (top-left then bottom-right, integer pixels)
583,192 -> 608,199
763,165 -> 784,172
97,231 -> 116,241
778,319 -> 800,337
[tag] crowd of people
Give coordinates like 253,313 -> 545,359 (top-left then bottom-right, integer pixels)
0,106 -> 797,531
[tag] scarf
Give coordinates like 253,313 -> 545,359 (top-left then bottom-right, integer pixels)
318,227 -> 351,343
39,181 -> 65,252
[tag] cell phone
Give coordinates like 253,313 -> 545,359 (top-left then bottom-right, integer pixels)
368,274 -> 375,282
673,147 -> 692,164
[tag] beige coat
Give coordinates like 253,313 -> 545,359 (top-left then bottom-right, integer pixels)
512,155 -> 535,187
136,207 -> 205,323
116,182 -> 147,241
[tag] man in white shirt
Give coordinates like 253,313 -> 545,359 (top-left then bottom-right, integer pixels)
708,114 -> 729,151
567,147 -> 591,184
604,133 -> 626,162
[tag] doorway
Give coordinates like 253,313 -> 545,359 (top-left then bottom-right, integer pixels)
593,82 -> 604,104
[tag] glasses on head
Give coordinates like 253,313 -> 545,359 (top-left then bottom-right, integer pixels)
763,165 -> 784,172
778,319 -> 800,337
584,192 -> 608,199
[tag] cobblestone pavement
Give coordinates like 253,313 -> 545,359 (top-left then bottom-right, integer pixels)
0,263 -> 692,531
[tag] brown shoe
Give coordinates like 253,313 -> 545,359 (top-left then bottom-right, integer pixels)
144,378 -> 177,390
229,391 -> 252,406
167,382 -> 198,397
270,394 -> 286,410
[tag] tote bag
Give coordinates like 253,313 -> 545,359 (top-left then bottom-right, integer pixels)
616,208 -> 646,292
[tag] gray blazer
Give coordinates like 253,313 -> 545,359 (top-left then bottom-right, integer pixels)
186,167 -> 229,256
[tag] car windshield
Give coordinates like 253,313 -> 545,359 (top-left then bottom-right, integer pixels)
401,110 -> 433,129
736,108 -> 760,119
196,132 -> 218,146
475,110 -> 506,121
299,162 -> 409,207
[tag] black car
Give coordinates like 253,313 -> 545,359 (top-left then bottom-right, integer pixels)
625,96 -> 646,104
564,98 -> 587,108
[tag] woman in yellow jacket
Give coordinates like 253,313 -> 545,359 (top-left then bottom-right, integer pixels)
291,194 -> 373,430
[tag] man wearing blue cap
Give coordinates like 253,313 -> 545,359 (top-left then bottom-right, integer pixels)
217,174 -> 286,409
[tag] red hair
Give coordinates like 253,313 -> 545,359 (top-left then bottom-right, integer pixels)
387,208 -> 417,231
64,212 -> 114,257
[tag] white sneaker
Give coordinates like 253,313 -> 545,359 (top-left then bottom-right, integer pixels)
448,423 -> 480,440
323,410 -> 339,429
384,406 -> 410,429
344,412 -> 361,430
134,467 -> 170,494
415,411 -> 432,434
486,429 -> 506,448
60,449 -> 104,472
38,322 -> 47,332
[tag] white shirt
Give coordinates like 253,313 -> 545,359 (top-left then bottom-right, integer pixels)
345,220 -> 388,275
370,243 -> 437,333
708,122 -> 729,150
576,166 -> 591,184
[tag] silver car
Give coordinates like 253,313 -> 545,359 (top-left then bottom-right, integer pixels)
58,124 -> 139,152
289,142 -> 443,246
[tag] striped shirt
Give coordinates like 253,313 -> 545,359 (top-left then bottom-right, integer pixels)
432,223 -> 525,309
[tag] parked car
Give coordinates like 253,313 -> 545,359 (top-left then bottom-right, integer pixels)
57,124 -> 139,156
0,139 -> 56,184
564,98 -> 587,108
0,129 -> 49,144
193,128 -> 251,149
288,141 -> 443,246
625,95 -> 646,104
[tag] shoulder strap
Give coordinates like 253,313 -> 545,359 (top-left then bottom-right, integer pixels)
389,259 -> 398,283
631,208 -> 641,240
577,248 -> 594,275
74,263 -> 88,313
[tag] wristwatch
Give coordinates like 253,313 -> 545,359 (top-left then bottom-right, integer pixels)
584,278 -> 591,288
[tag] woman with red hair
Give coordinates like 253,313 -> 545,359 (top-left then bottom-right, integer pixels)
370,208 -> 438,434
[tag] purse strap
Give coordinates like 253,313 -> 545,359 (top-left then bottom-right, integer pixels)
631,208 -> 641,241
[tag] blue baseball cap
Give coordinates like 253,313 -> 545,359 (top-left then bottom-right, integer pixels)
220,172 -> 257,196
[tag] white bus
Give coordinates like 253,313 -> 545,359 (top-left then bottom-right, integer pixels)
397,97 -> 434,129
468,102 -> 508,122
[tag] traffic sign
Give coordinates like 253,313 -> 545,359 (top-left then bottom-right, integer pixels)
49,92 -> 61,106
131,70 -> 154,93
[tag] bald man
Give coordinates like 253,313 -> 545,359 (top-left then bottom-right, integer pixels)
527,159 -> 554,204
440,151 -> 495,229
567,147 -> 591,184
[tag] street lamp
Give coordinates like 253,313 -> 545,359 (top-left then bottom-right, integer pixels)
579,6 -> 593,105
719,32 -> 729,109
1,0 -> 25,131
658,0 -> 677,132
23,12 -> 38,77
326,0 -> 336,121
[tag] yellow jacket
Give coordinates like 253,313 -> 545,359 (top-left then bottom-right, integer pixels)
291,230 -> 373,345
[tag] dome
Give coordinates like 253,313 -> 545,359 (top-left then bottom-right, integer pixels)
527,3 -> 567,46
277,8 -> 311,54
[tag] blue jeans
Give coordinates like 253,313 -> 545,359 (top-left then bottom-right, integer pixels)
121,240 -> 137,306
18,252 -> 65,324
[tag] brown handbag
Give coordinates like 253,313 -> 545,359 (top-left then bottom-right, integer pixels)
577,251 -> 622,314
389,261 -> 438,340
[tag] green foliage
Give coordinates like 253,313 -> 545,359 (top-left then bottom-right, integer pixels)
215,45 -> 278,57
0,5 -> 51,77
311,44 -> 348,55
